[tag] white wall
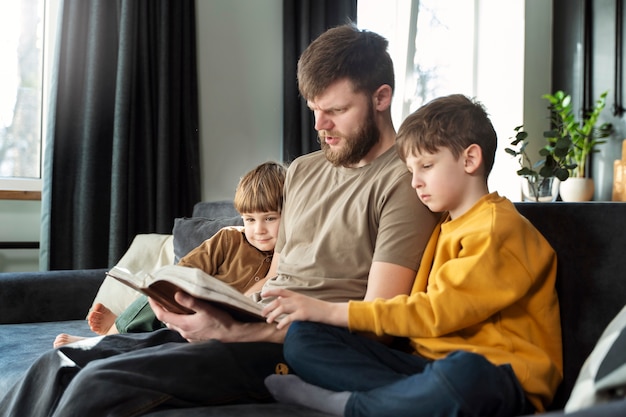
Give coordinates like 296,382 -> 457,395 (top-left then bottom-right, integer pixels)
478,0 -> 526,201
195,0 -> 283,202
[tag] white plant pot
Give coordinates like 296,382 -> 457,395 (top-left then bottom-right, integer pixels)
559,178 -> 594,202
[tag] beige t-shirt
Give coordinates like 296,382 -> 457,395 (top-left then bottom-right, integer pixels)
262,147 -> 438,303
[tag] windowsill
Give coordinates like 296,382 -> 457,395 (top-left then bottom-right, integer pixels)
0,190 -> 42,201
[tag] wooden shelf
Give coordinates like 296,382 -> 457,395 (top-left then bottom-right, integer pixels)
0,190 -> 42,201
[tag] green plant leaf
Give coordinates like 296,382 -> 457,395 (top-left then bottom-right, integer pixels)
517,167 -> 536,176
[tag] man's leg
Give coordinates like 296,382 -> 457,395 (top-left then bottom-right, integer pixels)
51,337 -> 286,416
0,329 -> 185,417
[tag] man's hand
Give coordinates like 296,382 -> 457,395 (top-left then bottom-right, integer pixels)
261,288 -> 348,329
149,292 -> 236,342
149,291 -> 287,343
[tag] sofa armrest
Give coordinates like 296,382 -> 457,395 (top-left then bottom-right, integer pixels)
0,268 -> 107,324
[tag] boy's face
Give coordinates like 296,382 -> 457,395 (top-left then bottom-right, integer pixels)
241,211 -> 281,252
405,147 -> 469,216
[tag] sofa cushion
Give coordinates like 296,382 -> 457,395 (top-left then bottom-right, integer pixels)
172,216 -> 243,263
565,304 -> 626,411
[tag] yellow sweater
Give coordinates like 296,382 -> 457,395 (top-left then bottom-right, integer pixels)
348,193 -> 562,412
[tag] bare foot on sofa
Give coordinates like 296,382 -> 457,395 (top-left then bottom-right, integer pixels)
88,303 -> 117,335
53,333 -> 86,348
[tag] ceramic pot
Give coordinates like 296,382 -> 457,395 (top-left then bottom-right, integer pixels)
559,178 -> 594,202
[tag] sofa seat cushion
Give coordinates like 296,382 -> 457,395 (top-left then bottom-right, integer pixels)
0,319 -> 93,394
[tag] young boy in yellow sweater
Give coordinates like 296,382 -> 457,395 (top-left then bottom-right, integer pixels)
262,94 -> 563,417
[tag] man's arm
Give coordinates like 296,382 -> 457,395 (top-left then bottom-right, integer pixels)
364,261 -> 415,300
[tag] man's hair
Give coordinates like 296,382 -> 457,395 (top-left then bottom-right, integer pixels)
396,94 -> 497,178
233,161 -> 286,214
297,23 -> 395,100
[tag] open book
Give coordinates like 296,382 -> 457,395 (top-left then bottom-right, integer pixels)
106,264 -> 266,322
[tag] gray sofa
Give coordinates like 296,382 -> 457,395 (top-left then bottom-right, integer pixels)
1,201 -> 626,416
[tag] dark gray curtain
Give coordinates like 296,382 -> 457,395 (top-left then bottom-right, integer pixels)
282,0 -> 357,162
40,0 -> 200,270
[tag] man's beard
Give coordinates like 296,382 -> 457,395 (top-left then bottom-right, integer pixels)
319,108 -> 380,167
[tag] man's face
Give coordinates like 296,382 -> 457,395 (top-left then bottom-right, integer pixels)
307,79 -> 380,167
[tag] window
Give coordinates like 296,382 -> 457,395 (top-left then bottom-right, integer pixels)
358,0 -> 525,201
0,0 -> 58,195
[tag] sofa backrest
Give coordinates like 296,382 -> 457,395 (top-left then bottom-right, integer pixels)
515,202 -> 626,410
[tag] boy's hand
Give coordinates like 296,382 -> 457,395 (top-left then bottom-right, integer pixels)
261,288 -> 349,329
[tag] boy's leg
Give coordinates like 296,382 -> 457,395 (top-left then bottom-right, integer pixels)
283,321 -> 429,392
88,302 -> 117,334
265,374 -> 348,416
115,294 -> 165,333
346,351 -> 531,417
53,333 -> 88,348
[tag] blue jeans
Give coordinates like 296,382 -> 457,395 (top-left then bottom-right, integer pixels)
0,329 -> 285,416
284,321 -> 534,417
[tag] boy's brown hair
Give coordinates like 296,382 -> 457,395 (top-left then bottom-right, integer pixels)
297,23 -> 395,101
396,94 -> 497,178
233,161 -> 286,214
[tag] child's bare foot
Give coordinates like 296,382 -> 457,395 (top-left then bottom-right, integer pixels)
53,333 -> 86,348
88,303 -> 117,335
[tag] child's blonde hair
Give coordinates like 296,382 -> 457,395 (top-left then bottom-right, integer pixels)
233,161 -> 286,214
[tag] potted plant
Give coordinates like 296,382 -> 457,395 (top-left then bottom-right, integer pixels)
542,90 -> 613,201
505,125 -> 575,202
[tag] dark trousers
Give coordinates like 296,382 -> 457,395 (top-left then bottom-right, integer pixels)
284,321 -> 535,417
0,329 -> 285,417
